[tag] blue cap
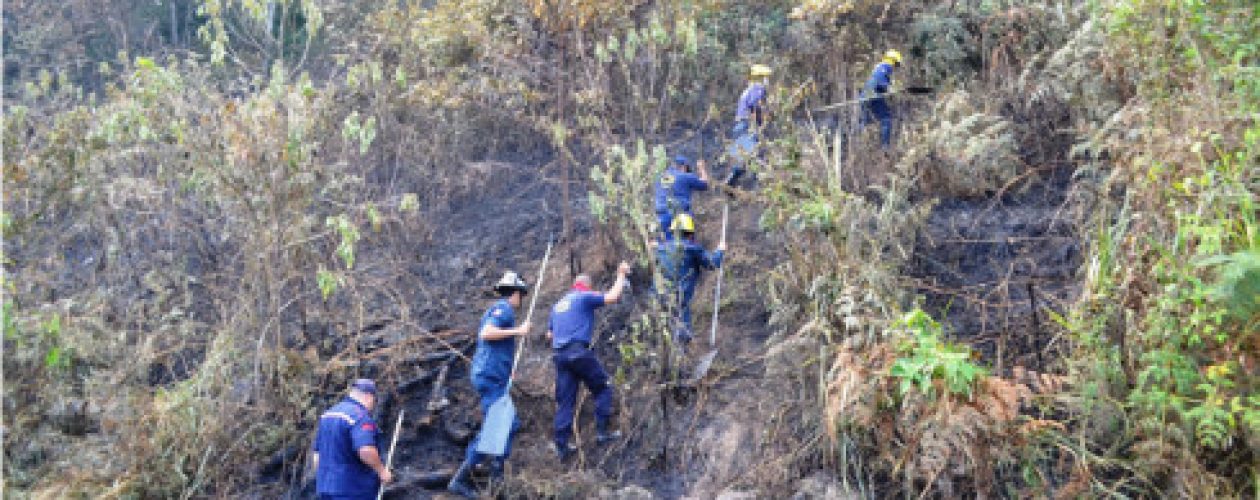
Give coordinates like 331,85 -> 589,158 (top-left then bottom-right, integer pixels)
674,155 -> 689,166
351,378 -> 377,395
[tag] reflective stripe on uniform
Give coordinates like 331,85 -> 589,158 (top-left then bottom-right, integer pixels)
321,411 -> 358,425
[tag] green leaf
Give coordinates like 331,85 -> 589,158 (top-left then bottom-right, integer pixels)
366,204 -> 381,232
359,116 -> 377,154
3,302 -> 18,340
43,314 -> 61,338
395,66 -> 408,89
317,268 -> 338,301
399,193 -> 420,212
45,346 -> 62,369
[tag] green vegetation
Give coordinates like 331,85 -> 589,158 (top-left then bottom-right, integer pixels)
890,309 -> 987,399
1057,1 -> 1259,495
2,0 -> 1256,498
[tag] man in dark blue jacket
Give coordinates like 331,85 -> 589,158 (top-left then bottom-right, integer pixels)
447,271 -> 533,498
860,50 -> 902,147
314,379 -> 393,500
656,214 -> 725,346
654,155 -> 710,240
547,262 -> 631,460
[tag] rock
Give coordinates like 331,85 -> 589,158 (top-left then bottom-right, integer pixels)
715,490 -> 758,500
442,418 -> 474,444
46,397 -> 100,436
257,445 -> 302,477
601,485 -> 655,500
410,469 -> 454,489
764,334 -> 818,381
689,417 -> 752,496
791,472 -> 858,500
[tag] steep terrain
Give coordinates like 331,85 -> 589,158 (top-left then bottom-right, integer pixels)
907,155 -> 1082,371
250,131 -> 800,499
5,1 -> 1256,499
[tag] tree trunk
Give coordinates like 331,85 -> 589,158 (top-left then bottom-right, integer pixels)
558,34 -> 577,279
169,0 -> 179,46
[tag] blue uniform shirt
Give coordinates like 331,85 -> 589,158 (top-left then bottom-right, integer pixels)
658,238 -> 724,288
862,62 -> 894,97
548,291 -> 607,348
472,299 -> 518,385
314,397 -> 380,496
735,82 -> 768,123
654,167 -> 709,214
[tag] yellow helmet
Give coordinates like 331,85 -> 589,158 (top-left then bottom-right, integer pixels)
670,213 -> 696,234
750,64 -> 773,77
883,50 -> 903,65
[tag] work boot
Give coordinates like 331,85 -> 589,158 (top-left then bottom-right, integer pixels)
446,460 -> 478,499
552,441 -> 577,462
486,458 -> 506,493
596,423 -> 622,444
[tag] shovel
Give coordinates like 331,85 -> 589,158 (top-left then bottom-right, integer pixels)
475,239 -> 553,456
690,204 -> 729,382
812,86 -> 936,112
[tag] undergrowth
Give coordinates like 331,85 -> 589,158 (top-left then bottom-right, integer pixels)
3,0 -> 1256,498
1058,0 -> 1260,496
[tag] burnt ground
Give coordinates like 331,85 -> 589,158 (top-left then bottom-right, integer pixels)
905,160 -> 1083,373
246,127 -> 792,499
249,109 -> 1087,497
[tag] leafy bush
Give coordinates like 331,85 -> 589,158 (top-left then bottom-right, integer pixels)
889,309 -> 987,399
825,307 -> 1060,497
1058,0 -> 1260,495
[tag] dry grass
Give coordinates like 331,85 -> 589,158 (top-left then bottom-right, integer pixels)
897,91 -> 1025,198
825,334 -> 1070,497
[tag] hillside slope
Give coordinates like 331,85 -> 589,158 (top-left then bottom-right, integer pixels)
4,1 -> 1256,499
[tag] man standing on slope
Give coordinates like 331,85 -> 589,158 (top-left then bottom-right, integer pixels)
656,214 -> 725,347
860,49 -> 903,147
447,271 -> 533,498
313,379 -> 394,500
726,63 -> 772,186
547,262 -> 632,461
654,155 -> 710,240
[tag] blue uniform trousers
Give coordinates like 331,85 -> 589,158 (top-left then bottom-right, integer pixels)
552,343 -> 614,447
861,98 -> 892,146
655,277 -> 699,344
673,280 -> 698,343
727,120 -> 759,184
462,376 -> 520,468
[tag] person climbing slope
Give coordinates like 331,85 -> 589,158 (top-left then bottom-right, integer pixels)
447,271 -> 534,498
726,63 -> 772,186
860,49 -> 903,147
654,155 -> 710,240
655,214 -> 725,347
313,379 -> 394,500
547,263 -> 632,461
